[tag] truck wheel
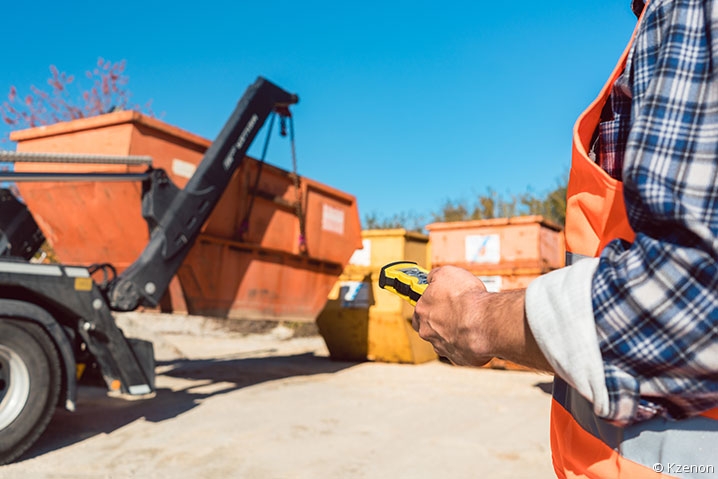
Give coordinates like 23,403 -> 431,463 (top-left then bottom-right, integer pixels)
0,319 -> 61,465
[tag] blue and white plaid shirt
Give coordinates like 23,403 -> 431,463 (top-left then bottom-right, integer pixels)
592,0 -> 718,424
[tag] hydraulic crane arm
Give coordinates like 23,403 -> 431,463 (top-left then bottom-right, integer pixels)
107,77 -> 299,311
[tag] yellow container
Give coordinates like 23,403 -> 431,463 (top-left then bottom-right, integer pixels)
316,229 -> 437,364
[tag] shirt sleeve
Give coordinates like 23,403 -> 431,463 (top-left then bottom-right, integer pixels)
592,0 -> 718,425
525,258 -> 611,418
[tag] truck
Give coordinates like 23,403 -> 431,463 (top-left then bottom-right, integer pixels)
0,77 -> 299,464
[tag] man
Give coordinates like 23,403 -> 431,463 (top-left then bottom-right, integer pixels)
412,1 -> 718,477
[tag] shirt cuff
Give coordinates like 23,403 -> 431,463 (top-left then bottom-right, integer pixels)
525,258 -> 610,417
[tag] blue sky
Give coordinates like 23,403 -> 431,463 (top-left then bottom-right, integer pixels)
1,0 -> 638,227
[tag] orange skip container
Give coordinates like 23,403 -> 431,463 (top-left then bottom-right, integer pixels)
10,111 -> 362,321
425,215 -> 565,290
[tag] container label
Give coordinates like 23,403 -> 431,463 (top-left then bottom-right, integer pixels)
465,234 -> 500,263
349,239 -> 371,266
172,158 -> 197,179
340,281 -> 371,308
477,275 -> 502,293
322,204 -> 345,235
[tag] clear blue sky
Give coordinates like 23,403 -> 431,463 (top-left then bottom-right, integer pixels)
1,0 -> 638,227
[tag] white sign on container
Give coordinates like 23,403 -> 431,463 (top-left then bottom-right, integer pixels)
171,158 -> 197,179
322,204 -> 345,235
478,275 -> 502,293
465,234 -> 500,263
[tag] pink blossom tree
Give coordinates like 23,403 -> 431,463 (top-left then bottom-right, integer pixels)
1,58 -> 154,141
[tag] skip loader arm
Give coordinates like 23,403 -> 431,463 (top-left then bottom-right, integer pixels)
108,77 -> 299,312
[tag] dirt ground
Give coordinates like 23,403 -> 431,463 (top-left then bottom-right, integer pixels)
0,312 -> 556,479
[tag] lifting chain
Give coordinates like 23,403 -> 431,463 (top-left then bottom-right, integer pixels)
238,110 -> 306,255
281,114 -> 307,255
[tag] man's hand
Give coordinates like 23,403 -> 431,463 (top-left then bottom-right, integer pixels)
412,266 -> 553,372
412,266 -> 493,367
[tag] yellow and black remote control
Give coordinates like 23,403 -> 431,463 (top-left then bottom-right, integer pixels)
378,261 -> 430,306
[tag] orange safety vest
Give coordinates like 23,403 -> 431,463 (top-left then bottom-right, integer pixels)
559,4 -> 718,479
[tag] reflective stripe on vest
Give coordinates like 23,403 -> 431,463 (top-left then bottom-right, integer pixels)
558,2 -> 718,477
551,377 -> 718,479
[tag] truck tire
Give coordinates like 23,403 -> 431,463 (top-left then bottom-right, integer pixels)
0,319 -> 61,465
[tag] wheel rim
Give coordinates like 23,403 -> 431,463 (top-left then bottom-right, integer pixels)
0,344 -> 31,430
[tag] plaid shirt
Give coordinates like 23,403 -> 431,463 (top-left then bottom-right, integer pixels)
592,0 -> 718,424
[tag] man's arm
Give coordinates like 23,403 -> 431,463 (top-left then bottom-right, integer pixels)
412,262 -> 612,418
412,265 -> 553,373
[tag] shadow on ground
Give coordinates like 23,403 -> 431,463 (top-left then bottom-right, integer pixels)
20,352 -> 358,462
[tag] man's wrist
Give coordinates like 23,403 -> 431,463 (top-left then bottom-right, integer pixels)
484,289 -> 553,372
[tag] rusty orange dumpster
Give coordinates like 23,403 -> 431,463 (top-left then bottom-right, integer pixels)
9,111 -> 362,321
426,215 -> 565,291
10,111 -> 201,273
178,159 -> 363,321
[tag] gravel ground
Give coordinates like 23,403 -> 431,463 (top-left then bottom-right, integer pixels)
0,312 -> 556,479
